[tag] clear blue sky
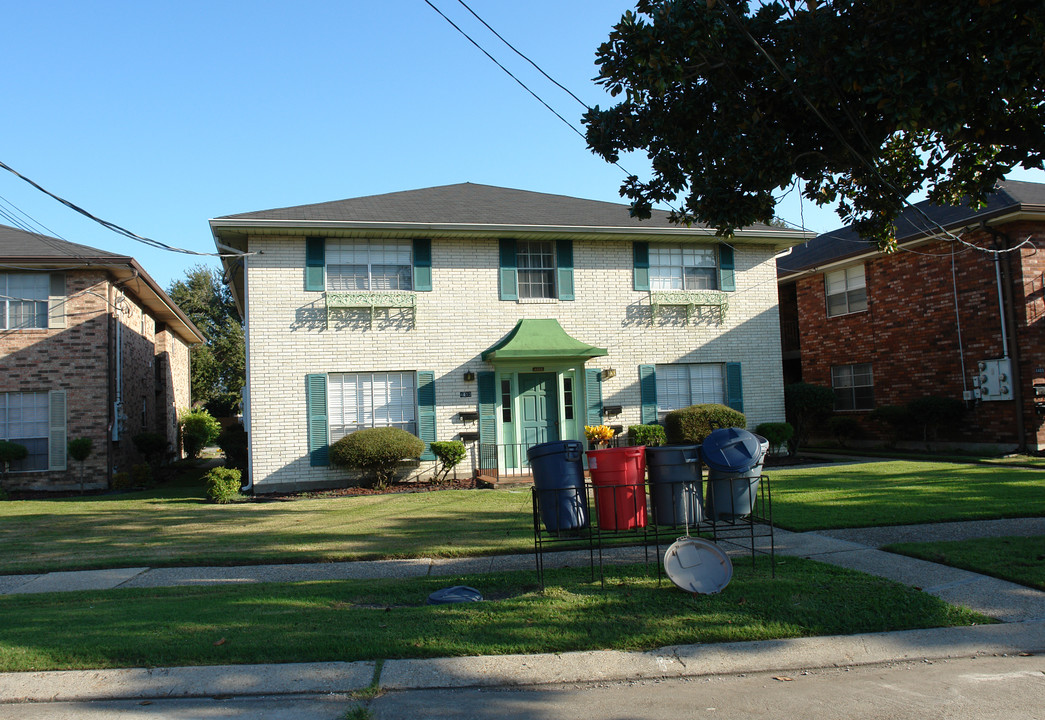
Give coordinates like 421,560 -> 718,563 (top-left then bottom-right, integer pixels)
2,1 -> 1042,291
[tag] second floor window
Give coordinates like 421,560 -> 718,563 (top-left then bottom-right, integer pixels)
825,265 -> 867,317
650,245 -> 718,291
517,241 -> 555,299
327,240 -> 412,292
1,273 -> 48,330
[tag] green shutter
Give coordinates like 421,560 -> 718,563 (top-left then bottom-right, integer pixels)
306,374 -> 329,466
556,240 -> 574,301
718,244 -> 735,292
633,242 -> 650,291
499,239 -> 518,301
725,362 -> 743,413
48,273 -> 66,329
305,237 -> 325,292
48,390 -> 67,471
639,365 -> 657,424
585,368 -> 603,427
417,370 -> 437,460
477,372 -> 497,445
413,239 -> 432,292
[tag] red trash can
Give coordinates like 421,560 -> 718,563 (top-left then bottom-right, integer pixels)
586,446 -> 647,530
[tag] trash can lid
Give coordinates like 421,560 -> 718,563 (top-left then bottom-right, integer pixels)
526,440 -> 584,461
700,427 -> 764,472
427,586 -> 484,605
663,537 -> 733,594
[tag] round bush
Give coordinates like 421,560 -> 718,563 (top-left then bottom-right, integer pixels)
205,467 -> 243,503
330,427 -> 425,489
663,404 -> 745,444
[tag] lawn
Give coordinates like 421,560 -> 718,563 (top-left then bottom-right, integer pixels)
884,536 -> 1045,591
1,459 -> 1042,574
0,559 -> 988,672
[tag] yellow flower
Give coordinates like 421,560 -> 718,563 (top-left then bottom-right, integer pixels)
584,425 -> 615,443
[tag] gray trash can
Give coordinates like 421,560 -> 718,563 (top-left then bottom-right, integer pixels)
645,445 -> 704,526
527,440 -> 589,533
701,428 -> 769,520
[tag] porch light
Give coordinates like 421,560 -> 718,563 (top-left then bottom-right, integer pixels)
463,371 -> 476,381
601,368 -> 616,380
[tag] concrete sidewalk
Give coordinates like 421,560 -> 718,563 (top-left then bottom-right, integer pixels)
1,518 -> 1043,704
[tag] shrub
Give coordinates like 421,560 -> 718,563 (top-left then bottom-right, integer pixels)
204,392 -> 241,418
217,424 -> 248,470
330,427 -> 425,489
179,408 -> 221,459
111,471 -> 134,491
628,424 -> 666,447
0,440 -> 28,486
906,395 -> 966,445
132,432 -> 167,465
825,415 -> 862,448
871,405 -> 912,447
784,383 -> 835,454
430,440 -> 466,483
205,466 -> 243,503
663,404 -> 745,444
131,463 -> 153,486
755,422 -> 794,455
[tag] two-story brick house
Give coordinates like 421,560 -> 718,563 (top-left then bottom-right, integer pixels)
777,179 -> 1045,452
0,225 -> 205,491
212,183 -> 811,493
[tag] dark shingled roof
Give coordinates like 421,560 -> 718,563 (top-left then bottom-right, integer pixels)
777,179 -> 1045,278
0,224 -> 126,260
216,182 -> 782,233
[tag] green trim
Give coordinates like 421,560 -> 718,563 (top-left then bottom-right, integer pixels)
633,242 -> 650,291
584,368 -> 602,427
417,371 -> 436,460
305,237 -> 325,292
725,362 -> 744,413
498,239 -> 518,301
639,365 -> 657,424
482,319 -> 607,362
412,239 -> 432,292
556,240 -> 574,301
718,244 -> 735,292
306,374 -> 329,466
477,372 -> 497,446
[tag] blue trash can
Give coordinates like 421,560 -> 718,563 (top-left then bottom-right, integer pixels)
701,428 -> 769,520
646,445 -> 704,526
527,440 -> 589,533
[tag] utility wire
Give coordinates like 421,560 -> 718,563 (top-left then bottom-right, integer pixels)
0,159 -> 253,259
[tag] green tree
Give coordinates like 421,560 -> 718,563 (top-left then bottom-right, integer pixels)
583,1 -> 1045,250
167,265 -> 245,411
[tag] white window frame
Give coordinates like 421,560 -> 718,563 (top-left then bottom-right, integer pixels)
327,371 -> 417,442
0,392 -> 50,471
649,244 -> 718,291
825,264 -> 867,317
655,363 -> 725,419
1,273 -> 49,330
831,363 -> 874,411
516,241 -> 556,299
326,240 -> 413,292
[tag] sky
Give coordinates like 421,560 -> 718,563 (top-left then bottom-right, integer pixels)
2,1 -> 1043,291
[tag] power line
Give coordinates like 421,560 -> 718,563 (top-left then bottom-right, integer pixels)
0,159 -> 253,259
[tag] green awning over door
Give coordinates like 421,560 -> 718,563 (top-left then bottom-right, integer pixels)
481,319 -> 608,363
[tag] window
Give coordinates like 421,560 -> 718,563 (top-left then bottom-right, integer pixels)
832,363 -> 874,410
516,241 -> 555,299
327,372 -> 416,442
500,379 -> 513,423
327,240 -> 412,291
825,265 -> 867,317
655,363 -> 725,418
563,377 -> 575,421
1,273 -> 48,330
650,245 -> 718,291
0,392 -> 49,471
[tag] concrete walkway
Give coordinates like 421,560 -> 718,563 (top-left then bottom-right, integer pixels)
1,518 -> 1043,705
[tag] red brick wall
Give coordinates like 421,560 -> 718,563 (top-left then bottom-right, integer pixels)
795,221 -> 1045,450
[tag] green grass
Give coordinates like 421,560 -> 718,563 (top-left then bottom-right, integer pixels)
1,460 -> 1043,574
884,536 -> 1045,591
769,461 -> 1045,531
801,447 -> 1045,469
0,559 -> 988,672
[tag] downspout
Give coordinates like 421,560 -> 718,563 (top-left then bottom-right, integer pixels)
984,224 -> 1026,451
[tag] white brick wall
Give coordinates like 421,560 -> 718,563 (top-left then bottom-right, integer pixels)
245,236 -> 786,491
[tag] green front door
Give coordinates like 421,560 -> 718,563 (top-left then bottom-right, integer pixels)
519,373 -> 559,453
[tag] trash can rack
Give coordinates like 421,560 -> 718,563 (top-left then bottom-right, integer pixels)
531,473 -> 775,590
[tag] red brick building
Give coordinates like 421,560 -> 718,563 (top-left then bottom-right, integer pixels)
777,180 -> 1045,452
1,225 -> 205,491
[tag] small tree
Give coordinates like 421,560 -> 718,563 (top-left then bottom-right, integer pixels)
179,408 -> 221,460
216,424 -> 248,471
429,440 -> 466,484
872,405 -> 913,448
67,437 -> 93,493
906,396 -> 966,447
825,416 -> 862,449
204,466 -> 243,503
785,383 -> 835,455
330,427 -> 425,490
0,440 -> 28,490
755,422 -> 794,456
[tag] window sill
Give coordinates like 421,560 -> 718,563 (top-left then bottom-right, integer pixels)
516,297 -> 559,304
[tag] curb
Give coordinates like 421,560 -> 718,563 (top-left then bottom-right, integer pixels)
2,622 -> 1043,704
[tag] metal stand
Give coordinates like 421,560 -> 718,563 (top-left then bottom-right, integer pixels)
532,473 -> 775,590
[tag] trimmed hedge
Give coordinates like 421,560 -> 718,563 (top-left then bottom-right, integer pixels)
664,404 -> 746,444
330,427 -> 425,489
628,424 -> 666,447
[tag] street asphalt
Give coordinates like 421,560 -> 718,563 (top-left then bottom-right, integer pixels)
1,515 -> 1043,710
